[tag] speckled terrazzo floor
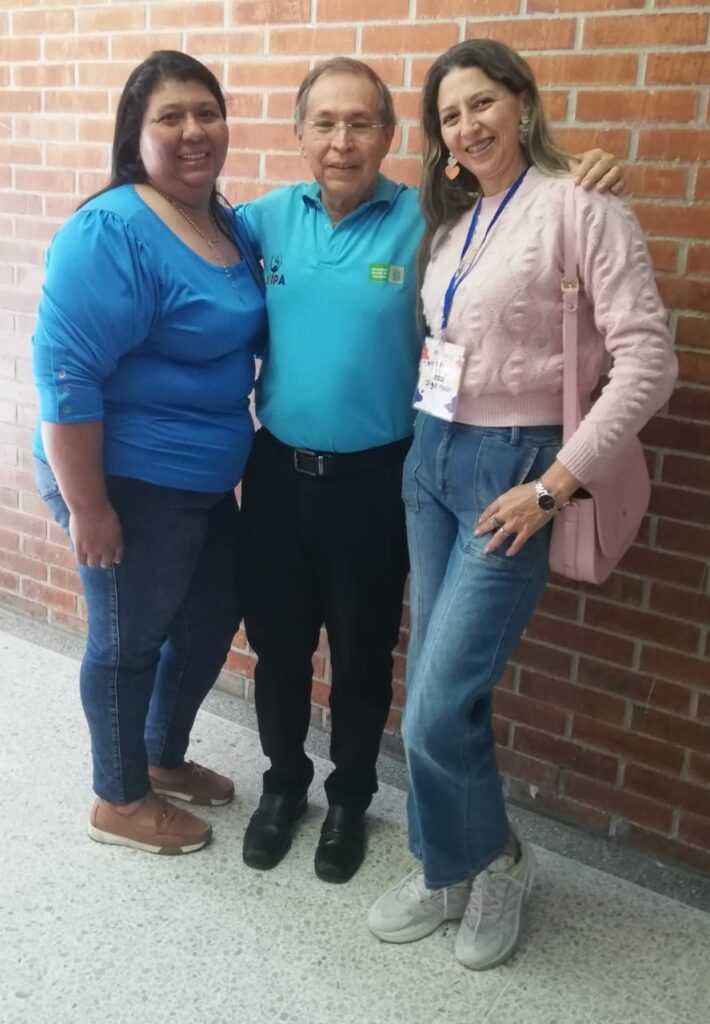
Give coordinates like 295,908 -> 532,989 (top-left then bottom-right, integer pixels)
2,628 -> 709,1024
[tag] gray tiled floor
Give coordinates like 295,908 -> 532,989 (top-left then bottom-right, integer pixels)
1,628 -> 708,1024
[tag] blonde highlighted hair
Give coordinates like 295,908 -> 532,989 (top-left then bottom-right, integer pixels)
418,39 -> 570,274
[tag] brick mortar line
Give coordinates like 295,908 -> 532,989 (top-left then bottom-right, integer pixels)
5,54 -> 710,70
541,582 -> 709,614
678,238 -> 691,274
11,42 -> 710,58
650,475 -> 710,497
515,633 -> 685,675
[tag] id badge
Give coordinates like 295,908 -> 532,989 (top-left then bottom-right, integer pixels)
413,337 -> 466,422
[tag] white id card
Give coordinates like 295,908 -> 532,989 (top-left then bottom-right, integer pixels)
413,337 -> 466,422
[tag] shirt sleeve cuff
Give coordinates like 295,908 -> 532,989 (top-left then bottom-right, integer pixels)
36,383 -> 104,423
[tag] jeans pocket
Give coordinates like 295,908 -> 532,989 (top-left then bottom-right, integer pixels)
526,442 -> 562,485
34,457 -> 71,533
472,435 -> 542,517
464,436 -> 556,569
34,456 -> 60,501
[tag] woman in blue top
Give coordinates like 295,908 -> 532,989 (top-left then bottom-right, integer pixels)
32,51 -> 267,855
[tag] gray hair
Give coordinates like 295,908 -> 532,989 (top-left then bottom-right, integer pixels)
294,57 -> 397,128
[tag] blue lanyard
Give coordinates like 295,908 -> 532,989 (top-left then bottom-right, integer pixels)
440,167 -> 529,332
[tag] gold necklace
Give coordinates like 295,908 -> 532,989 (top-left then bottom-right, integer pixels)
152,186 -> 241,292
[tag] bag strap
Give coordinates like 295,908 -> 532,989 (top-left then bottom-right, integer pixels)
561,182 -> 581,442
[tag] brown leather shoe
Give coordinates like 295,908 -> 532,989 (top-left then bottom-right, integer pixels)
148,761 -> 234,806
87,793 -> 212,855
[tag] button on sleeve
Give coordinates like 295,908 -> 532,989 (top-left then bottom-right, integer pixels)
32,207 -> 158,425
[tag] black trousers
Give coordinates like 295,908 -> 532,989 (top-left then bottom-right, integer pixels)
241,428 -> 410,812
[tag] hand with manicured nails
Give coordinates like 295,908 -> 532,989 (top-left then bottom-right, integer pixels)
474,482 -> 551,558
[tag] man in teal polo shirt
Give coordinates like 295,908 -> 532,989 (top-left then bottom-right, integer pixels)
243,172 -> 421,455
236,57 -> 622,884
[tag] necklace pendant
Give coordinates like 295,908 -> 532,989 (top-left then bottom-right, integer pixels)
152,184 -> 240,293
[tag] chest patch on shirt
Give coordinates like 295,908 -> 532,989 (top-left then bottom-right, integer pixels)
368,263 -> 405,285
266,251 -> 285,286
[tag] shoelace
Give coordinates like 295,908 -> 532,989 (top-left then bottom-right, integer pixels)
464,860 -> 522,926
154,799 -> 178,834
396,870 -> 432,904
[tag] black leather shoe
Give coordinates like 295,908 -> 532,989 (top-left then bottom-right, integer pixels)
314,805 -> 366,884
242,793 -> 307,870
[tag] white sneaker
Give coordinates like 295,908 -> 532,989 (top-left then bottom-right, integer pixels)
368,867 -> 472,943
455,840 -> 535,970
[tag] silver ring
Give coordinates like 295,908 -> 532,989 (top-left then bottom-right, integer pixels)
497,526 -> 511,536
489,514 -> 502,529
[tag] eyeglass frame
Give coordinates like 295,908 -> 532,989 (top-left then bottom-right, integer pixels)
302,118 -> 389,138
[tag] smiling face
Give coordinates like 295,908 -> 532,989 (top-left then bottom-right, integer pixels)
297,72 -> 395,221
139,78 -> 229,204
437,65 -> 528,196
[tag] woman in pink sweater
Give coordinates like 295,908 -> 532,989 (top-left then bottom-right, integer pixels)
368,39 -> 677,969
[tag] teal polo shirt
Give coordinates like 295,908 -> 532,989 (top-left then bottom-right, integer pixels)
236,175 -> 424,452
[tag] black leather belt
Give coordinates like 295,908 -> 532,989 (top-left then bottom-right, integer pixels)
260,429 -> 411,477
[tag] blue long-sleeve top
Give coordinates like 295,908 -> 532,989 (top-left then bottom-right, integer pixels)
32,185 -> 267,493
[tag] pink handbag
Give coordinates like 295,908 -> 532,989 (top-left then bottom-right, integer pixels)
548,184 -> 651,585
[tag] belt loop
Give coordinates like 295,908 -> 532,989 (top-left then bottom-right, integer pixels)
510,426 -> 520,445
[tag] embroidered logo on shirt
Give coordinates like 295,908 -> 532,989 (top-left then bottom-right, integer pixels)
368,263 -> 405,285
266,252 -> 285,286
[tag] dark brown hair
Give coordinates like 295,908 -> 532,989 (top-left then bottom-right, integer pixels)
81,50 -> 233,237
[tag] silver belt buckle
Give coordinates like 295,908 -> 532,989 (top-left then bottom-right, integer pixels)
293,448 -> 325,476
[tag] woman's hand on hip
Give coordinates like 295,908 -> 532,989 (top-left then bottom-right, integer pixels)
474,483 -> 552,558
69,501 -> 124,569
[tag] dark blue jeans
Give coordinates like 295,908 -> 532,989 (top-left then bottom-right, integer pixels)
35,458 -> 242,803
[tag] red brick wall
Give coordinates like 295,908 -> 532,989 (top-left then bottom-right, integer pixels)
1,1 -> 709,872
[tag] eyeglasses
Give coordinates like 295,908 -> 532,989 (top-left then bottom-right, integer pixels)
303,119 -> 387,138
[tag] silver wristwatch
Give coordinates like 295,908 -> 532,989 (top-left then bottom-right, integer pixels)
534,479 -> 558,515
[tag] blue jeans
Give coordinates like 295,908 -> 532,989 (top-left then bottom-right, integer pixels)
35,458 -> 242,803
401,415 -> 561,889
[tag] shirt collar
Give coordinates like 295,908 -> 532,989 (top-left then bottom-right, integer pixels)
302,174 -> 398,214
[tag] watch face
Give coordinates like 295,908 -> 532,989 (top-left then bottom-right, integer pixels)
538,493 -> 557,512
